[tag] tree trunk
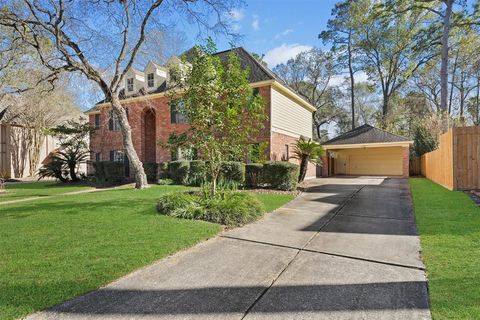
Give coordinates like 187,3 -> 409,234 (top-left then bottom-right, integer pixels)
110,95 -> 148,189
69,163 -> 78,181
448,49 -> 459,114
348,32 -> 355,130
298,156 -> 309,182
381,93 -> 389,128
476,78 -> 480,125
440,0 -> 453,113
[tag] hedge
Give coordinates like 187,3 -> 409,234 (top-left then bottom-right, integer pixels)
262,161 -> 299,191
143,162 -> 158,183
93,161 -> 124,184
159,162 -> 169,179
168,160 -> 190,185
245,163 -> 263,188
220,161 -> 245,184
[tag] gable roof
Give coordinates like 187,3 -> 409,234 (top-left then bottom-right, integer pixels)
86,47 -> 313,113
324,124 -> 410,145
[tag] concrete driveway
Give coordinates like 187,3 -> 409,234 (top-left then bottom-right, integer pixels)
27,177 -> 430,320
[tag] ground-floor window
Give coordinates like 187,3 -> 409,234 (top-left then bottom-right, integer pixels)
95,152 -> 101,162
110,150 -> 125,162
282,144 -> 289,161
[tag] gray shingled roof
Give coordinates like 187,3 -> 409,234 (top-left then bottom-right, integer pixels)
86,47 -> 295,113
324,124 -> 410,145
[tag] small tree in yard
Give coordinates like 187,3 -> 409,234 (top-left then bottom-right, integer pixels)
39,120 -> 91,182
169,41 -> 266,195
292,137 -> 324,183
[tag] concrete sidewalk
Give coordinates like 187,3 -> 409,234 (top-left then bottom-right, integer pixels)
27,177 -> 430,320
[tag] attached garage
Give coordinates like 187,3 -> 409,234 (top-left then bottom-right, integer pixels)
322,125 -> 413,177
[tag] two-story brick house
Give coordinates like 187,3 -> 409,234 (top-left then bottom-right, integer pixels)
86,47 -> 317,179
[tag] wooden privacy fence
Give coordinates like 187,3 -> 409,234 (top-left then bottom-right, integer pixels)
420,126 -> 480,190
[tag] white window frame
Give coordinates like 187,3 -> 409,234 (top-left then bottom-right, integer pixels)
127,78 -> 134,92
147,73 -> 155,88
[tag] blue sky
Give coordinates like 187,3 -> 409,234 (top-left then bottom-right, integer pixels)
185,0 -> 339,68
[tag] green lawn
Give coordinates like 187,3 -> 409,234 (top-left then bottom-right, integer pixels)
410,178 -> 480,319
1,181 -> 94,202
0,184 -> 293,320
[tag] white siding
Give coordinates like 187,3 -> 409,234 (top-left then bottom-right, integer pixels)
271,88 -> 313,138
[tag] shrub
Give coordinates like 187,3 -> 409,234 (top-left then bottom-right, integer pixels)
156,178 -> 173,185
168,160 -> 190,185
262,161 -> 299,191
157,191 -> 264,227
158,162 -> 169,179
157,192 -> 204,219
245,163 -> 263,188
220,161 -> 245,184
143,162 -> 158,183
93,161 -> 124,184
188,160 -> 207,186
204,192 -> 264,226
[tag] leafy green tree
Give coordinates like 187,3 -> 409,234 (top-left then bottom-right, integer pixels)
353,0 -> 434,124
413,125 -> 439,156
168,41 -> 266,195
383,0 -> 475,113
291,137 -> 324,183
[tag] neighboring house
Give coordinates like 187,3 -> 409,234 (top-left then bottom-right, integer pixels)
0,109 -> 87,179
85,47 -> 317,178
0,122 -> 63,179
322,124 -> 413,178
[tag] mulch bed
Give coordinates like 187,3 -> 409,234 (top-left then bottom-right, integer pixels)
245,188 -> 300,196
466,190 -> 480,206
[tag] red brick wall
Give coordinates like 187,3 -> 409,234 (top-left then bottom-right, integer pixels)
270,131 -> 316,179
402,146 -> 410,178
89,85 -> 272,163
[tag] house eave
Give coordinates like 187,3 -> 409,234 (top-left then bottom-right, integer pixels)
85,79 -> 316,115
323,141 -> 414,150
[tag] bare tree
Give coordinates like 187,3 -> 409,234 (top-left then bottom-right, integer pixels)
0,0 -> 240,189
3,79 -> 80,177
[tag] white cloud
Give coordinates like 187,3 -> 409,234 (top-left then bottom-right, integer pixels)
229,9 -> 244,21
328,72 -> 370,87
274,29 -> 293,39
263,43 -> 313,67
252,14 -> 260,31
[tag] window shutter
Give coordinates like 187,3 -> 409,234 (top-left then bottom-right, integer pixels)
110,150 -> 114,161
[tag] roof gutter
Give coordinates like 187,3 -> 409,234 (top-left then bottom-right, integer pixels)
323,141 -> 414,150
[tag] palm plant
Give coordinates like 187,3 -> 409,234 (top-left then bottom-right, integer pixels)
291,137 -> 324,182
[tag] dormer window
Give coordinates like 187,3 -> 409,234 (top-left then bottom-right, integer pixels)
147,73 -> 154,88
127,78 -> 134,92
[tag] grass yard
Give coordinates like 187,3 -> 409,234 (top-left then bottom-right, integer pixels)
0,181 -> 94,203
410,178 -> 480,319
0,183 -> 294,320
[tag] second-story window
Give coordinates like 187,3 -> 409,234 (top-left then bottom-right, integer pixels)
109,110 -> 121,131
147,73 -> 154,88
94,114 -> 101,129
170,100 -> 188,124
127,78 -> 134,92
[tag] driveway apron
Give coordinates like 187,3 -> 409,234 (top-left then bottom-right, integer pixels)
27,177 -> 430,320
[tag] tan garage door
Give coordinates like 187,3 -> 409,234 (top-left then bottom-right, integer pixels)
346,147 -> 403,176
